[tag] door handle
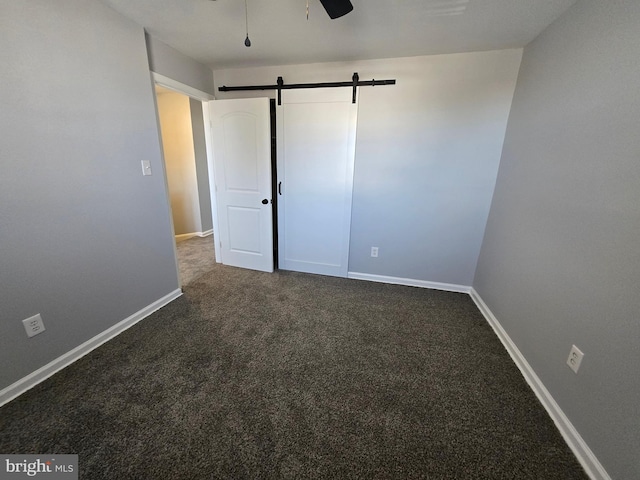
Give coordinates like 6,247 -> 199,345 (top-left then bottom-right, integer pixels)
262,199 -> 269,205
278,181 -> 282,195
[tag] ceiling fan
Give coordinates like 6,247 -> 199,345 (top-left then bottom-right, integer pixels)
318,0 -> 353,19
221,0 -> 354,47
210,0 -> 353,19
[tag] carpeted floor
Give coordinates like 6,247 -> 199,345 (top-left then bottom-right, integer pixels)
0,237 -> 587,479
176,235 -> 216,286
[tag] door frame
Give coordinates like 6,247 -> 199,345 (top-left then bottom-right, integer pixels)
151,73 -> 219,289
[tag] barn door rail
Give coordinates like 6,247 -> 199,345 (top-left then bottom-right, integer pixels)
218,73 -> 396,105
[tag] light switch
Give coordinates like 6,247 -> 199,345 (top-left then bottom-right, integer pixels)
141,160 -> 152,176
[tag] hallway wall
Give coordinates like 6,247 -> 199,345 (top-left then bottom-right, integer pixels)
156,89 -> 202,236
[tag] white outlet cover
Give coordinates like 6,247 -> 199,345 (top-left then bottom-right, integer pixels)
566,344 -> 584,374
22,313 -> 46,338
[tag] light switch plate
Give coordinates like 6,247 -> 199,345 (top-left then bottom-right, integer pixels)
141,160 -> 152,176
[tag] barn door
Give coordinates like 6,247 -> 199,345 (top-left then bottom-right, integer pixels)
276,88 -> 357,277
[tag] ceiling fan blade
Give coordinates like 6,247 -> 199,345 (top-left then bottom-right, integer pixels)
318,0 -> 353,19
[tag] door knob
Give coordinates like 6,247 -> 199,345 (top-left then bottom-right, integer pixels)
262,199 -> 269,204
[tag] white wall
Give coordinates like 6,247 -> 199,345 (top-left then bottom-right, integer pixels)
146,33 -> 215,96
215,49 -> 522,287
0,0 -> 179,390
156,90 -> 202,236
474,1 -> 640,478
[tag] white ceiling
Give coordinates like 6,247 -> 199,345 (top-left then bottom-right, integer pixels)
100,0 -> 577,70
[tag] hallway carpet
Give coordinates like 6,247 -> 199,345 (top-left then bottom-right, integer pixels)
175,235 -> 216,286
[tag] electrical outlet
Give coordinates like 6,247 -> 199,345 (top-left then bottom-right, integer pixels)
371,246 -> 379,257
22,314 -> 46,338
566,345 -> 584,374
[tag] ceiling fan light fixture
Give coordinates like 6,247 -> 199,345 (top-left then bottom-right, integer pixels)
318,0 -> 353,19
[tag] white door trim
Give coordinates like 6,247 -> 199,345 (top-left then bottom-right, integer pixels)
203,102 -> 222,263
152,73 -> 214,101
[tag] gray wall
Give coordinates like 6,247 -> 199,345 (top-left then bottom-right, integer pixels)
190,98 -> 214,233
146,33 -> 215,96
215,50 -> 522,286
473,1 -> 640,478
0,1 -> 179,389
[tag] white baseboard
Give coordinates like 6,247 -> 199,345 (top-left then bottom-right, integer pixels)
175,233 -> 193,242
347,271 -> 471,294
469,288 -> 610,480
0,289 -> 182,408
175,230 -> 213,242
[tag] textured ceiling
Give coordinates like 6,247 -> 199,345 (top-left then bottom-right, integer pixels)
100,0 -> 576,69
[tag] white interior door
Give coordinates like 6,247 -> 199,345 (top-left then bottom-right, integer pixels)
277,88 -> 358,277
210,98 -> 273,273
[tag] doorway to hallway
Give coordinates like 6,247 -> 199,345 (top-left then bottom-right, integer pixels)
154,85 -> 214,287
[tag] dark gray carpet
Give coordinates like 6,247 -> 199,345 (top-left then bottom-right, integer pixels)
0,239 -> 587,479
